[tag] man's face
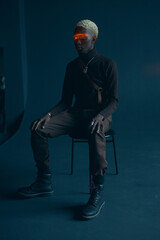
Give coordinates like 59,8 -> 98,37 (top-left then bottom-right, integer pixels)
73,27 -> 96,54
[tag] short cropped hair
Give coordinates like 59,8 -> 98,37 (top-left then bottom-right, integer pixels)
74,19 -> 98,38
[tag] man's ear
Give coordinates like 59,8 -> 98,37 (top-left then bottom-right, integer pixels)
92,36 -> 97,43
92,38 -> 96,46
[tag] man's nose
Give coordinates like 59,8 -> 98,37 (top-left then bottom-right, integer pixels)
76,39 -> 82,45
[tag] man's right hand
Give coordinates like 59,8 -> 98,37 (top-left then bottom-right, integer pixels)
31,112 -> 52,131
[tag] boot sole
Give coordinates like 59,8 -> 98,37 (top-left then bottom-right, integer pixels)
17,190 -> 54,198
82,201 -> 105,220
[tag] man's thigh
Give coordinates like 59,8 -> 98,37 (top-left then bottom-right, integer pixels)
35,111 -> 81,138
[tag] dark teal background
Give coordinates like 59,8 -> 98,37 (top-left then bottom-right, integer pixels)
0,1 -> 160,239
0,0 -> 160,140
25,0 -> 160,133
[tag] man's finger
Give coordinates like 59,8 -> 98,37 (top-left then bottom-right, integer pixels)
35,119 -> 42,130
41,119 -> 47,129
31,120 -> 38,131
96,122 -> 101,133
41,117 -> 50,129
91,121 -> 97,134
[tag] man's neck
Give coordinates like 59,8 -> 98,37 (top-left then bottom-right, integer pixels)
78,47 -> 97,64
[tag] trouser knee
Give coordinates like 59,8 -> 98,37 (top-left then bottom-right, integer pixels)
31,129 -> 48,150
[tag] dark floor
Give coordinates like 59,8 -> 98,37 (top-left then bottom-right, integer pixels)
0,122 -> 160,240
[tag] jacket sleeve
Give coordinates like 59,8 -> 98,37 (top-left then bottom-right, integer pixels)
99,60 -> 119,118
49,63 -> 74,116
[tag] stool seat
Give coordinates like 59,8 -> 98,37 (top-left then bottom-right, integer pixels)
70,128 -> 115,140
104,128 -> 115,137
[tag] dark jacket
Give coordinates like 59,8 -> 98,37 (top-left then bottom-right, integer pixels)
50,47 -> 118,119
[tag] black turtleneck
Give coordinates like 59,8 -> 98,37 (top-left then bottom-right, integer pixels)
49,47 -> 118,119
78,47 -> 96,64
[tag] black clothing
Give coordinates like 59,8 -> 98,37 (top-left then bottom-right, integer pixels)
82,184 -> 105,219
18,173 -> 54,197
49,48 -> 118,119
30,47 -> 118,176
32,111 -> 112,175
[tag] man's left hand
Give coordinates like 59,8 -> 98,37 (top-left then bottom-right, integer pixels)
89,114 -> 104,134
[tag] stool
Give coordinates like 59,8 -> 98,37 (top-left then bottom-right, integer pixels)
70,129 -> 118,191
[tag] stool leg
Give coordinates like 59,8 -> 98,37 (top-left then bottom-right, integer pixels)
112,135 -> 118,175
71,138 -> 74,175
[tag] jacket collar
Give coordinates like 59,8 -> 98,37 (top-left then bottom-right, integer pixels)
78,47 -> 98,64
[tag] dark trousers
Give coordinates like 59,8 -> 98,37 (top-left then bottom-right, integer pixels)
31,110 -> 112,177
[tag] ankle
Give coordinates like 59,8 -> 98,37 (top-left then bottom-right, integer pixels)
93,175 -> 104,186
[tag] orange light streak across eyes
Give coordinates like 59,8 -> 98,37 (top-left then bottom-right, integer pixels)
73,33 -> 97,40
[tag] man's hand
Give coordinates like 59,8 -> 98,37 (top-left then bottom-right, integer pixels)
89,114 -> 104,134
31,112 -> 52,131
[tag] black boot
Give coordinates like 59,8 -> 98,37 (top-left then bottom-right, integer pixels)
82,184 -> 105,219
17,172 -> 54,197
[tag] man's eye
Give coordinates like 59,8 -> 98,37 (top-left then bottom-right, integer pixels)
77,37 -> 86,40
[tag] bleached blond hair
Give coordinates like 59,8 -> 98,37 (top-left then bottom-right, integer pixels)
75,19 -> 98,38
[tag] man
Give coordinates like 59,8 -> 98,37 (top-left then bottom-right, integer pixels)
18,19 -> 118,219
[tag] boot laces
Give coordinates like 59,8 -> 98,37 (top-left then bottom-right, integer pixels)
88,187 -> 102,206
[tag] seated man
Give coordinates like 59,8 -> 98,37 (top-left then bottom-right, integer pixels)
18,19 -> 119,219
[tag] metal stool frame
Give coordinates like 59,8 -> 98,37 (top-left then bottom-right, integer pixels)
70,129 -> 118,191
